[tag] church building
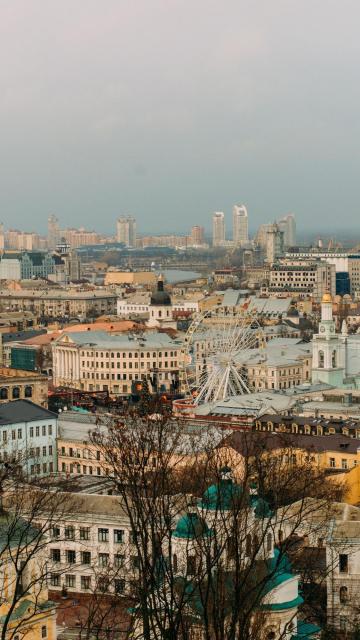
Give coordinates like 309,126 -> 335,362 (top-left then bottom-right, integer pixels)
312,292 -> 360,388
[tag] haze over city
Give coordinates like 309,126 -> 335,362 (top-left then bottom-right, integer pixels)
1,0 -> 360,234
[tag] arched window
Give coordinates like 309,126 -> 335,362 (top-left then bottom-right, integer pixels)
340,586 -> 348,603
246,534 -> 252,556
267,533 -> 272,552
332,350 -> 337,368
24,386 -> 32,398
0,388 -> 8,400
12,387 -> 20,399
318,350 -> 324,368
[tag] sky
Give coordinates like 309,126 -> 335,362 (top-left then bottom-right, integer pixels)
1,1 -> 360,236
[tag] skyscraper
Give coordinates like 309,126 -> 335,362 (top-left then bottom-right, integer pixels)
278,214 -> 296,248
190,225 -> 205,246
47,214 -> 60,250
266,223 -> 284,264
116,216 -> 137,247
232,204 -> 249,246
212,212 -> 225,247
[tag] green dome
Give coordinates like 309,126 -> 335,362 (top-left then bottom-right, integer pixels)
173,512 -> 212,539
201,478 -> 243,511
267,548 -> 292,575
254,497 -> 273,519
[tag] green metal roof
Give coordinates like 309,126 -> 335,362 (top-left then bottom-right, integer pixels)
200,478 -> 243,511
292,621 -> 322,639
0,514 -> 40,552
173,512 -> 212,539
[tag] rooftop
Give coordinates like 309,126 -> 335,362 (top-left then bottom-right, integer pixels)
0,400 -> 56,425
0,367 -> 47,381
56,330 -> 183,349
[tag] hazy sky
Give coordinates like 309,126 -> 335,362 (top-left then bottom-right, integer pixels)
1,1 -> 360,235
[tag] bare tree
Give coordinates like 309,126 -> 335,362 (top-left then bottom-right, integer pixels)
0,459 -> 77,640
87,410 -> 342,640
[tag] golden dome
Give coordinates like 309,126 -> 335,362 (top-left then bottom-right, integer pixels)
322,292 -> 333,303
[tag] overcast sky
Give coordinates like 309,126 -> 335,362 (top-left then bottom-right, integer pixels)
1,0 -> 360,236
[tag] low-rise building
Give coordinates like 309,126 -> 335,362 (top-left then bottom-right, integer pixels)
52,330 -> 181,396
0,367 -> 48,406
0,288 -> 118,320
0,400 -> 57,476
269,260 -> 335,302
0,513 -> 57,639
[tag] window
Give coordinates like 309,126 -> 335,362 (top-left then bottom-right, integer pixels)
42,425 -> 46,436
41,626 -> 47,638
48,425 -> 52,435
50,573 -> 60,587
246,533 -> 252,556
30,427 -> 34,438
339,554 -> 348,573
81,576 -> 91,590
17,428 -> 22,439
266,533 -> 272,552
36,426 -> 40,437
80,527 -> 90,541
66,550 -> 76,564
25,386 -> 32,398
51,526 -> 60,539
130,530 -> 138,544
340,586 -> 348,603
42,446 -> 47,457
114,554 -> 125,568
186,556 -> 196,576
114,529 -> 124,543
99,553 -> 109,567
342,459 -> 348,470
65,574 -> 75,588
12,387 -> 20,399
65,526 -> 75,540
114,579 -> 125,594
131,556 -> 140,570
51,549 -> 61,562
81,551 -> 91,565
318,350 -> 324,368
329,458 -> 336,468
98,528 -> 109,542
0,388 -> 8,400
98,577 -> 109,592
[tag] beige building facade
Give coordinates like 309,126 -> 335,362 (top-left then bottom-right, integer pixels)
0,288 -> 117,319
52,330 -> 181,396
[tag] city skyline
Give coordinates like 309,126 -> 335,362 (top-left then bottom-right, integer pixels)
1,1 -> 360,233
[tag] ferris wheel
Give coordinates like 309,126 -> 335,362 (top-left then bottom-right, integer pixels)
180,307 -> 265,405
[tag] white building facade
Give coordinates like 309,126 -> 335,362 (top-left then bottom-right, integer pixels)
232,204 -> 249,246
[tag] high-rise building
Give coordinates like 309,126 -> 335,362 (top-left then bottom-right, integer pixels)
212,212 -> 225,247
266,223 -> 284,264
190,226 -> 205,246
232,204 -> 249,246
47,214 -> 60,249
116,216 -> 137,247
278,214 -> 296,248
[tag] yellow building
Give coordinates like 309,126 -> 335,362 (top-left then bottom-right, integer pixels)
0,514 -> 57,639
218,431 -> 360,479
104,270 -> 157,286
0,367 -> 48,407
